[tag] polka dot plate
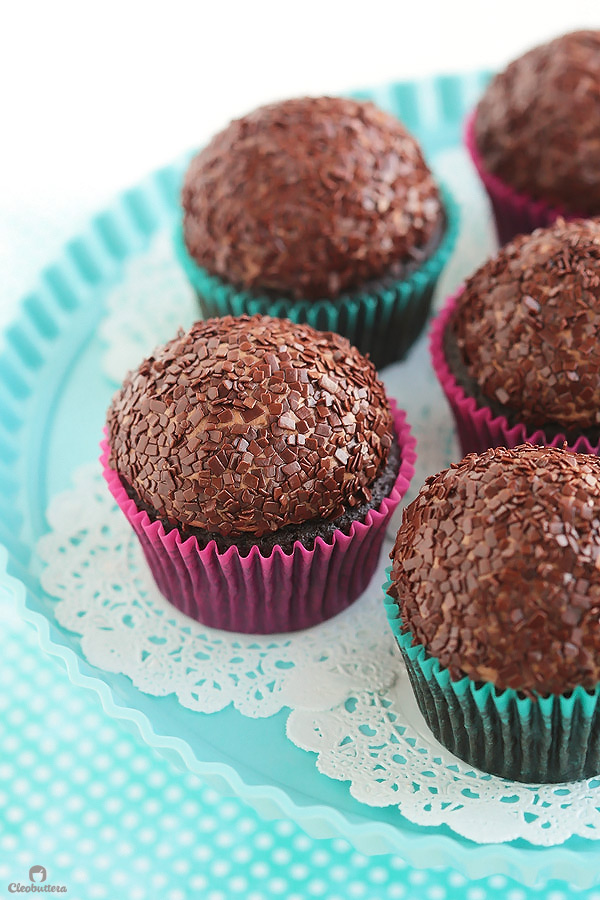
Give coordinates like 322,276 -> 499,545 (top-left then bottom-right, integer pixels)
2,72 -> 599,890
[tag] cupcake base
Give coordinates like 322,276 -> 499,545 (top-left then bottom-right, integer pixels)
464,111 -> 578,246
429,289 -> 600,456
384,581 -> 600,783
102,402 -> 416,634
174,189 -> 459,370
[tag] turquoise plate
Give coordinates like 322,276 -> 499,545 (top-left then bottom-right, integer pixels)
3,72 -> 598,889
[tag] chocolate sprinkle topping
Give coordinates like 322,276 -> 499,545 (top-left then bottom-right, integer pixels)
182,96 -> 443,300
451,218 -> 600,430
107,315 -> 393,538
389,444 -> 600,696
475,30 -> 600,214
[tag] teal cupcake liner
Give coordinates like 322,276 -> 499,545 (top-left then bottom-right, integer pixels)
174,188 -> 459,370
383,570 -> 600,783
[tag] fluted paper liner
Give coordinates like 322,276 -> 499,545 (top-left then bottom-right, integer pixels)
383,573 -> 600,783
429,288 -> 600,457
101,402 -> 415,634
173,190 -> 459,370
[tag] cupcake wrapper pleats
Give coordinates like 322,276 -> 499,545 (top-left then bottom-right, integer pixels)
429,289 -> 600,456
464,112 -> 579,246
102,402 -> 416,635
174,189 -> 459,370
383,577 -> 600,783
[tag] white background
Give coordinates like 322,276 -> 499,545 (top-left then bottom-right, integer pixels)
1,0 -> 600,327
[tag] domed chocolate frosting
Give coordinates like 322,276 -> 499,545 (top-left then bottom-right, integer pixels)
182,96 -> 443,300
475,30 -> 600,213
107,315 -> 393,539
389,444 -> 600,696
451,218 -> 600,430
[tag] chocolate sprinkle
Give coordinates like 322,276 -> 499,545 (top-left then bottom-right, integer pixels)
182,96 -> 443,300
451,219 -> 600,430
126,434 -> 401,557
107,315 -> 393,539
475,30 -> 600,214
389,444 -> 600,696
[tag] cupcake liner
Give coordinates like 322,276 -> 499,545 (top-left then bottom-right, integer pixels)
464,111 -> 579,246
101,402 -> 416,635
383,572 -> 600,783
429,287 -> 600,457
173,188 -> 459,370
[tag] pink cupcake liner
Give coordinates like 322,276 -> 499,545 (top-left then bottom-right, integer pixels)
464,111 -> 580,246
429,288 -> 600,457
101,401 -> 416,634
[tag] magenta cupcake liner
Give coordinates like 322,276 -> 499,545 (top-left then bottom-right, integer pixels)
429,288 -> 600,457
101,401 -> 416,634
464,112 -> 579,246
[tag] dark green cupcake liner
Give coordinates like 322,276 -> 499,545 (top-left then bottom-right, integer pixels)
174,188 -> 459,370
383,571 -> 600,783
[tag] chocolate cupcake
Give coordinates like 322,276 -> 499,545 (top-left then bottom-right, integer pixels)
175,96 -> 458,369
103,314 -> 416,633
430,218 -> 600,456
466,30 -> 600,244
385,443 -> 600,783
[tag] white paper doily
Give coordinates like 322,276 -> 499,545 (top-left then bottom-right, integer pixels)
37,463 -> 400,718
286,676 -> 600,847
